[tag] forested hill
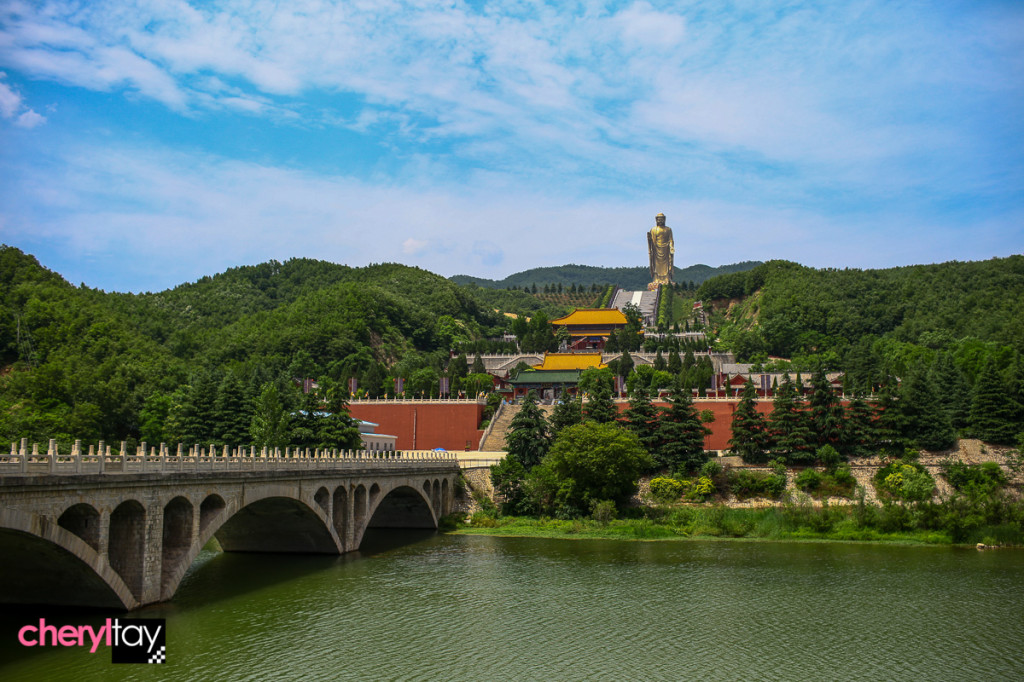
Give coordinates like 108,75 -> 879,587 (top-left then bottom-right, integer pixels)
451,261 -> 762,290
698,257 -> 1024,377
0,246 -> 528,444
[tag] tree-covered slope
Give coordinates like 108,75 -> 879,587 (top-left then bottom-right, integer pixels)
0,247 -> 508,444
451,261 -> 762,290
698,257 -> 1024,370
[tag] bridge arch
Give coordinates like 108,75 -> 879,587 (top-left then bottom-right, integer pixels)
161,488 -> 341,601
58,502 -> 101,552
0,507 -> 136,609
109,499 -> 146,600
161,496 -> 194,598
355,483 -> 438,549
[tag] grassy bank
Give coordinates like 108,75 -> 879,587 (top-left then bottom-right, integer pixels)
447,502 -> 1023,546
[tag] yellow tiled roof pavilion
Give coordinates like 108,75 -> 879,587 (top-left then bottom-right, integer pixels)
533,352 -> 607,371
550,308 -> 627,328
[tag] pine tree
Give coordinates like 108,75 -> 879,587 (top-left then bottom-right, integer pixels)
505,390 -> 551,469
968,359 -> 1019,444
619,349 -> 635,378
583,378 -> 617,424
622,386 -> 661,468
656,380 -> 708,473
213,371 -> 251,445
449,353 -> 469,381
900,363 -> 955,451
653,350 -> 666,372
668,351 -> 682,375
874,381 -> 903,455
930,352 -> 970,430
808,367 -> 844,452
769,374 -> 813,463
180,370 -> 218,444
549,394 -> 582,437
729,379 -> 769,463
842,390 -> 876,458
317,378 -> 362,450
683,349 -> 695,370
250,383 -> 290,449
472,354 -> 486,374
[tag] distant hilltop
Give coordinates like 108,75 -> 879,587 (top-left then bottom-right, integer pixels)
451,261 -> 763,291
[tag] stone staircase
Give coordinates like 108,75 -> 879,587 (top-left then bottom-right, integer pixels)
609,288 -> 659,326
479,403 -> 556,451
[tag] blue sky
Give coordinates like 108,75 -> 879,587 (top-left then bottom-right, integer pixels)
0,0 -> 1022,292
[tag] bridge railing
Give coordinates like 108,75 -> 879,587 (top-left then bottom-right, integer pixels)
1,439 -> 458,476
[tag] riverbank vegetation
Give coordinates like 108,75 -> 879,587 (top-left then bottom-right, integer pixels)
456,489 -> 1024,547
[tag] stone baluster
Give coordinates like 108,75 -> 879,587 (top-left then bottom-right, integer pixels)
120,441 -> 127,472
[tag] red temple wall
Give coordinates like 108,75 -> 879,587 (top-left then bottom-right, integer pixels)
348,403 -> 485,451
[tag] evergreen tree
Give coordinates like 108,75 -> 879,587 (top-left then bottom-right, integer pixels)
842,390 -> 876,458
505,390 -> 551,469
900,363 -> 955,451
471,354 -> 486,374
930,352 -> 970,430
549,394 -> 582,437
213,371 -> 251,445
622,386 -> 661,469
656,380 -> 708,472
604,332 -> 619,352
290,386 -> 321,448
583,378 -> 617,424
874,381 -> 903,455
653,350 -> 666,372
968,359 -> 1019,444
180,370 -> 218,444
769,374 -> 814,463
363,362 -> 385,398
808,367 -> 844,452
683,349 -> 695,370
449,353 -> 469,382
250,383 -> 290,449
317,378 -> 362,450
729,379 -> 770,463
619,349 -> 635,378
668,351 -> 682,375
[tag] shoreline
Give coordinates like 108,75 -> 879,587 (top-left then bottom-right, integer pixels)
446,515 -> 964,547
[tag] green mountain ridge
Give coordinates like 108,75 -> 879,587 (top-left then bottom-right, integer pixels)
2,245 -> 1022,448
451,261 -> 763,290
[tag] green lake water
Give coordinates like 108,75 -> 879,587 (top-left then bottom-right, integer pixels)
1,532 -> 1022,680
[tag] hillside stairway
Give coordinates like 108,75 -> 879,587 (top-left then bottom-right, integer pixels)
479,403 -> 557,452
609,288 -> 659,326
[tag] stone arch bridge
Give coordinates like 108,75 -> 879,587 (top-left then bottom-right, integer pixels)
0,443 -> 459,610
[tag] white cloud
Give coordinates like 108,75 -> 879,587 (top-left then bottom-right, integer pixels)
3,141 -> 1019,293
0,71 -> 45,126
14,108 -> 44,127
402,238 -> 429,256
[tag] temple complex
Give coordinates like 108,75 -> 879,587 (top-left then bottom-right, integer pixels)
550,308 -> 628,350
506,352 -> 607,400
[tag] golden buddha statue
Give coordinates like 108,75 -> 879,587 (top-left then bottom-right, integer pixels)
647,212 -> 674,287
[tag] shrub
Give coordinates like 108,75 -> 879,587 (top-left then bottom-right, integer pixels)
591,499 -> 617,525
874,460 -> 935,502
816,444 -> 842,469
438,512 -> 467,531
795,468 -> 824,492
649,476 -> 684,503
470,510 -> 498,527
796,465 -> 856,499
687,476 -> 716,501
728,469 -> 786,500
941,461 -> 1007,497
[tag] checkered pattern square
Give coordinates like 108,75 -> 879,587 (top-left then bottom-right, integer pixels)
148,646 -> 166,664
